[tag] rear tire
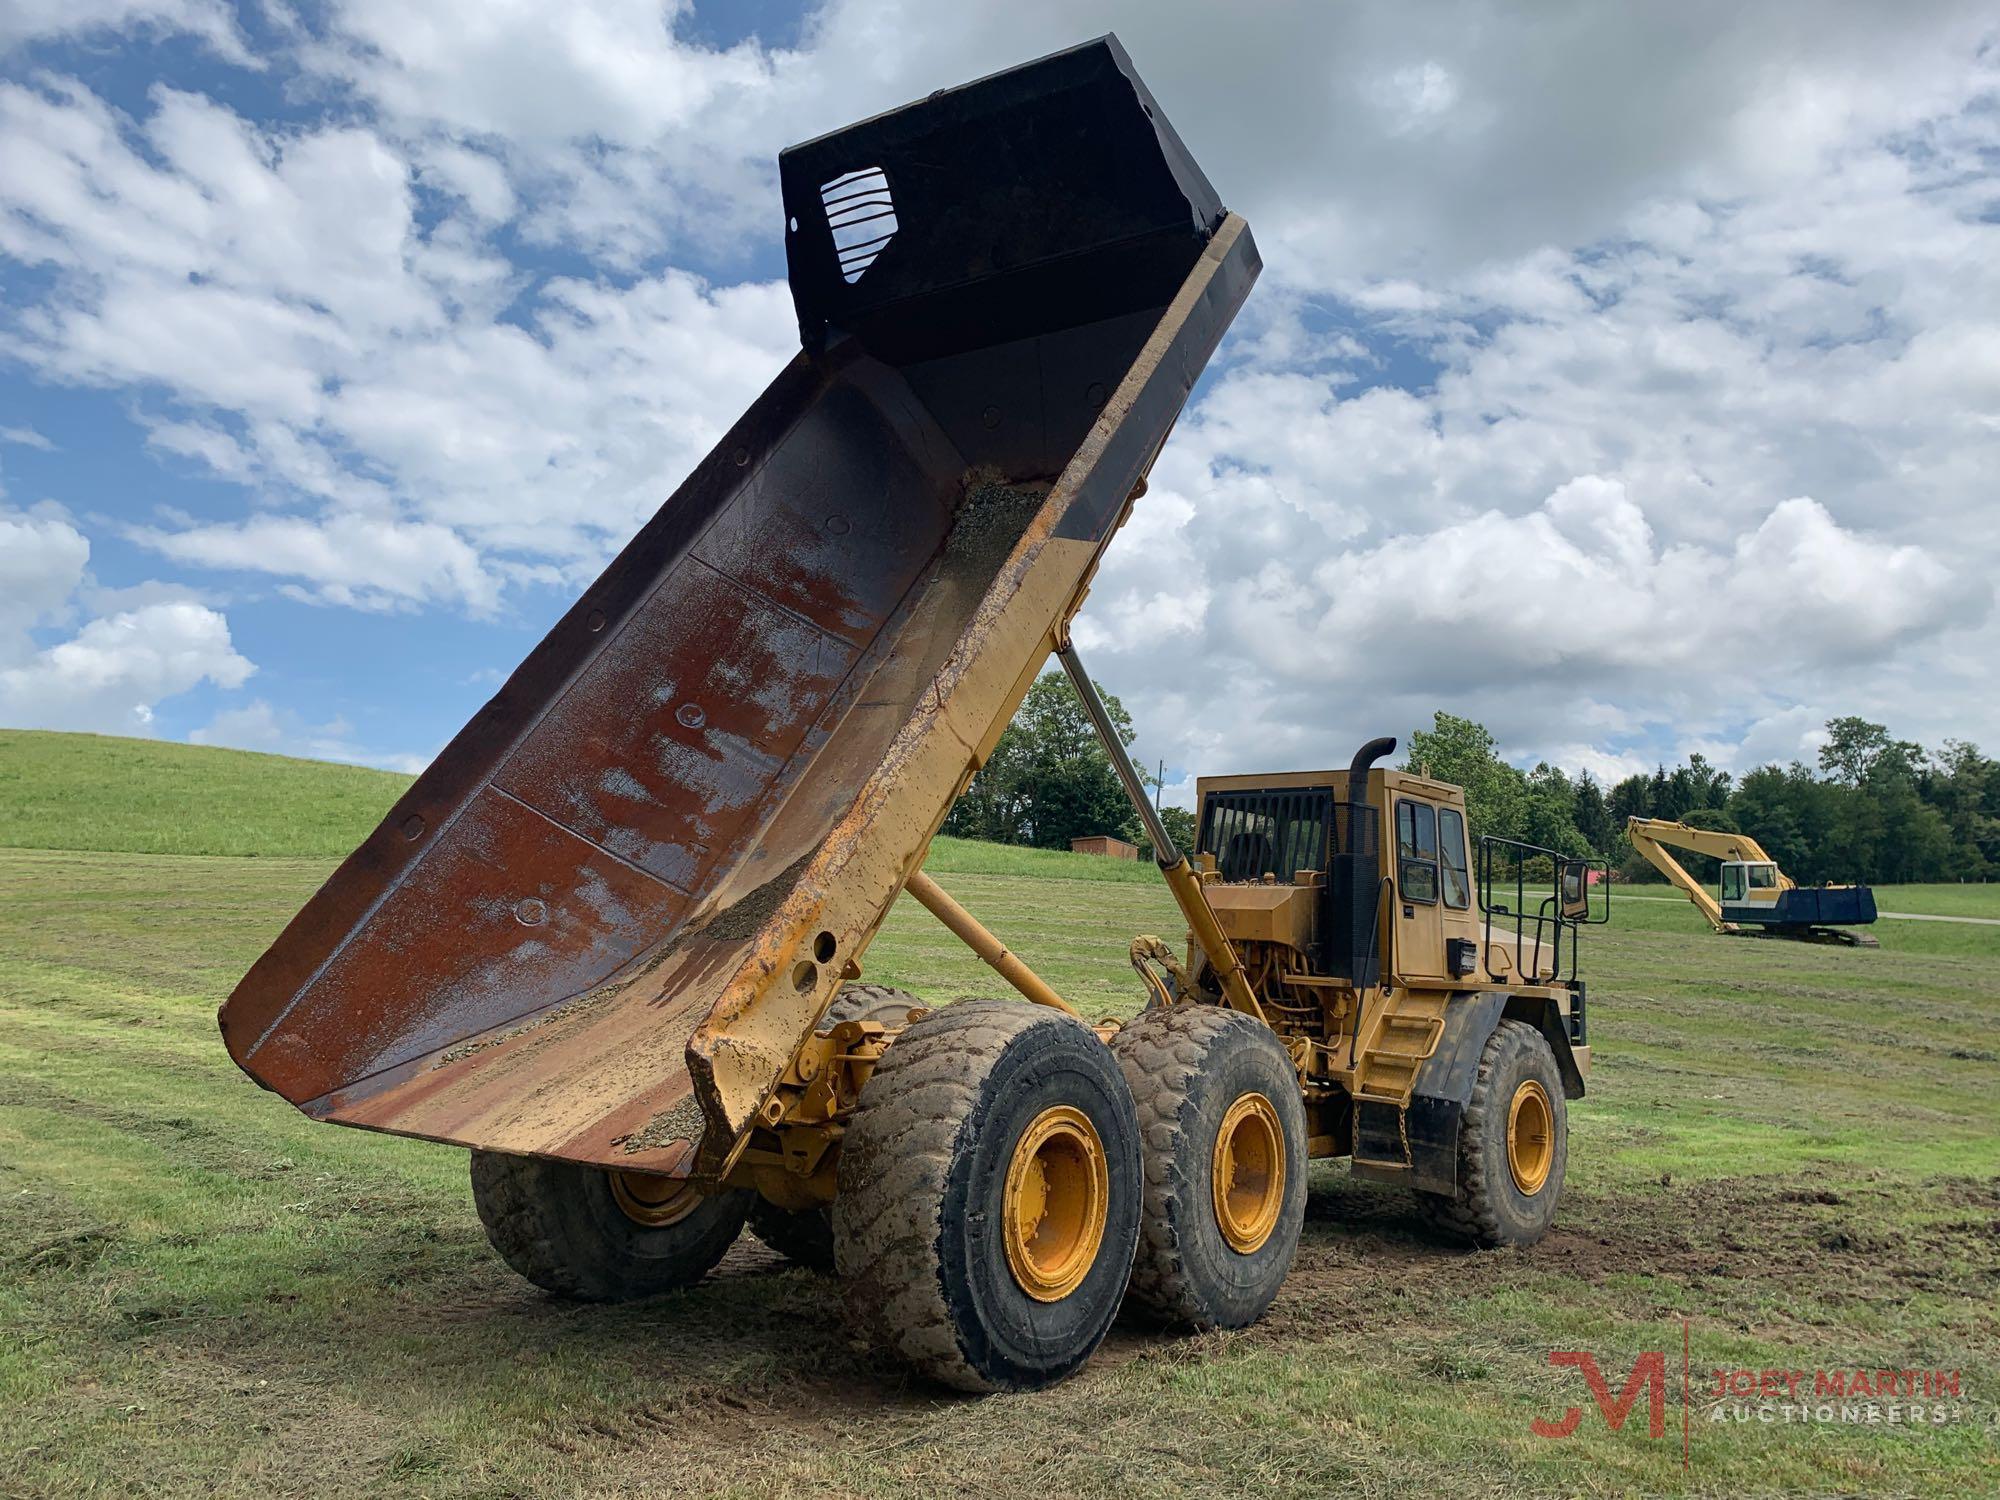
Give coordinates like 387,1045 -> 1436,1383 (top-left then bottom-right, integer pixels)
833,1000 -> 1142,1392
747,1198 -> 835,1271
1415,1019 -> 1567,1248
1110,1006 -> 1307,1329
471,1151 -> 749,1300
748,984 -> 928,1272
814,982 -> 928,1034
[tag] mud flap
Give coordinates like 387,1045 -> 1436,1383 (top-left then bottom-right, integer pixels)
1354,991 -> 1580,1196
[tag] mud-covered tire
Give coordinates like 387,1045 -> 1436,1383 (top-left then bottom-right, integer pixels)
816,982 -> 927,1035
1110,1006 -> 1307,1330
832,1000 -> 1142,1393
470,1151 -> 750,1301
746,984 -> 928,1273
747,1199 -> 835,1272
1415,1019 -> 1567,1248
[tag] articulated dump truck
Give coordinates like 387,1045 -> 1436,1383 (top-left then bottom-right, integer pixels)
221,37 -> 1602,1392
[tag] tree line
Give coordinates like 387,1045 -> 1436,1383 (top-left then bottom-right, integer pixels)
940,673 -> 1197,857
943,676 -> 1996,888
1405,712 -> 1998,886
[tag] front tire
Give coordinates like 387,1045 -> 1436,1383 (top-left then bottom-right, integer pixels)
471,1151 -> 749,1300
833,1000 -> 1142,1392
1110,1006 -> 1307,1329
1415,1018 -> 1567,1247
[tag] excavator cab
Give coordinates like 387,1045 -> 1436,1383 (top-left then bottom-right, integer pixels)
1718,859 -> 1782,917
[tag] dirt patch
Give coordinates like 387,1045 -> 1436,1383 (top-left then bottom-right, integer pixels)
938,470 -> 1050,587
619,1093 -> 708,1156
699,853 -> 813,944
652,852 -> 816,972
433,989 -> 616,1068
1239,1166 -> 2000,1356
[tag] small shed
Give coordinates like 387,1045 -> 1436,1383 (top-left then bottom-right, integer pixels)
1071,834 -> 1139,860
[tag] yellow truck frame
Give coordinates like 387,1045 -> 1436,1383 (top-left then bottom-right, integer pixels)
220,37 -> 1606,1394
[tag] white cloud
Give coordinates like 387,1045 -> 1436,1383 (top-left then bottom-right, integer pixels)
0,505 -> 254,736
0,503 -> 90,639
0,74 -> 796,600
131,512 -> 502,615
0,425 -> 54,450
0,599 -> 254,735
3,3 -> 2000,791
190,699 -> 428,774
0,0 -> 256,66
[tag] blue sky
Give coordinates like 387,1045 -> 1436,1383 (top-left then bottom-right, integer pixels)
4,2 -> 1998,797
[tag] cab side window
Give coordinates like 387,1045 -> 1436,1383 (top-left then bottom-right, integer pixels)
1748,864 -> 1777,890
1721,865 -> 1745,902
1396,799 -> 1439,904
1438,807 -> 1471,909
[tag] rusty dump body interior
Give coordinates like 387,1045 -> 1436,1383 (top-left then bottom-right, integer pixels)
219,38 -> 1261,1184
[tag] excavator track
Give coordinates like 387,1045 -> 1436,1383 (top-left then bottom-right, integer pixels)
1731,927 -> 1880,948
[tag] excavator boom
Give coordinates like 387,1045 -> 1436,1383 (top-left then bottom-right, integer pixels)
1624,816 -> 1877,945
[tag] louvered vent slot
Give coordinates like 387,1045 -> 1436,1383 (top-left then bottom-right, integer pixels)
820,167 -> 897,283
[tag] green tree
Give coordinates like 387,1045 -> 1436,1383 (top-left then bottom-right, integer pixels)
1730,765 -> 1811,874
1927,739 -> 1998,878
1523,762 -> 1590,858
1403,711 -> 1527,843
1127,804 -> 1196,862
1571,772 -> 1615,855
1608,772 -> 1652,827
1818,716 -> 1894,785
942,671 -> 1136,850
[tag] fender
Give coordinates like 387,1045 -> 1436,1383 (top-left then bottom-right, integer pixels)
1354,990 -> 1584,1195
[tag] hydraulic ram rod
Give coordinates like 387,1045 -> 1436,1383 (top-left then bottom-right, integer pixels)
1054,643 -> 1264,1021
903,869 -> 1080,1016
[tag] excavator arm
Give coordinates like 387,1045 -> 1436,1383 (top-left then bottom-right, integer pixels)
1624,816 -> 1792,932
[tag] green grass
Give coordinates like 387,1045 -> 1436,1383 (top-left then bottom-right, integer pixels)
0,730 -> 413,857
2,736 -> 1998,1497
0,730 -> 1158,882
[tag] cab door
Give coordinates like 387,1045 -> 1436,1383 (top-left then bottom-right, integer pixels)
1393,795 -> 1446,980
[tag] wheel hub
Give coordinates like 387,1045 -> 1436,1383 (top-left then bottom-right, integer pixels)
1506,1079 -> 1554,1195
609,1171 -> 703,1227
1212,1091 -> 1285,1255
1002,1105 -> 1109,1301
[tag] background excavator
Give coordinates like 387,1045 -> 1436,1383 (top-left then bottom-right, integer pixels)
1625,816 -> 1879,946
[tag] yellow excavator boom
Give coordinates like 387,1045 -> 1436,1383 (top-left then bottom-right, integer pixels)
1624,816 -> 1794,932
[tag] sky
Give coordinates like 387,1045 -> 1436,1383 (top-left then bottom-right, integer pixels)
2,2 -> 1997,805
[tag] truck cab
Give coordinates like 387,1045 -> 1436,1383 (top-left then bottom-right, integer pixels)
1190,763 -> 1580,995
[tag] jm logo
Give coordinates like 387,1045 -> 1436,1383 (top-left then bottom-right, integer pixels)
1532,1350 -> 1670,1440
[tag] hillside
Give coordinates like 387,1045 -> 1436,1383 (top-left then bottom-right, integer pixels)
0,730 -> 1154,879
0,730 -> 414,857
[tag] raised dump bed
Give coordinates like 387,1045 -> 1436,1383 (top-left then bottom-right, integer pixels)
220,36 -> 1259,1185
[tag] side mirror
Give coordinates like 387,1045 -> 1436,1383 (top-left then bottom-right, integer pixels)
1560,861 -> 1590,920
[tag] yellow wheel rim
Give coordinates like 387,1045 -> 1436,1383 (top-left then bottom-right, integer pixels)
1506,1080 -> 1554,1196
1211,1092 -> 1286,1255
609,1171 -> 702,1227
1002,1105 -> 1109,1302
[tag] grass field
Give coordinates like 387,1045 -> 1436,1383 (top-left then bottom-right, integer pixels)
2,733 -> 1997,1498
